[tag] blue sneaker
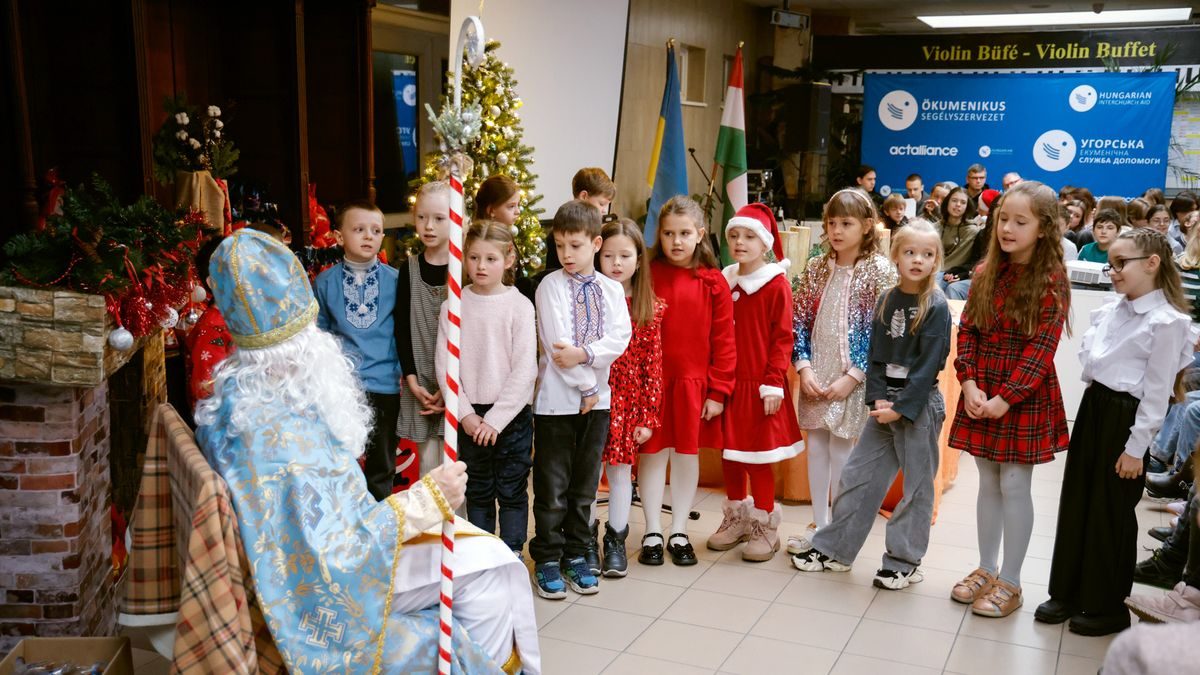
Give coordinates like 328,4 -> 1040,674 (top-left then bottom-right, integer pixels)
534,562 -> 567,600
562,556 -> 599,595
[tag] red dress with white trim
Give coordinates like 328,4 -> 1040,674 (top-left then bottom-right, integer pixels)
721,263 -> 804,463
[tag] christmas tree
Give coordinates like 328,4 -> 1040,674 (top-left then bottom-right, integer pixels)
415,40 -> 546,274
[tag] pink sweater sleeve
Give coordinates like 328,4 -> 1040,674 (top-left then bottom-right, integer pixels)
481,294 -> 538,432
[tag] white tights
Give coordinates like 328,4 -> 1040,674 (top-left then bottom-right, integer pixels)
638,449 -> 699,540
974,457 -> 1035,587
604,464 -> 633,532
806,429 -> 856,529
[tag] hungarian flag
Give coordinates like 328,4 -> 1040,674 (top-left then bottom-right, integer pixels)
714,46 -> 748,265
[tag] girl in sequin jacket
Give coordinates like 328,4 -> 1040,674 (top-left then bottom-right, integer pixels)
787,189 -> 897,554
595,218 -> 664,578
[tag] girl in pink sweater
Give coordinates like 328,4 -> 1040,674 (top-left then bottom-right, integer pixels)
435,221 -> 538,555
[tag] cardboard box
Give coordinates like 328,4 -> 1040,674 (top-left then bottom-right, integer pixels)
0,637 -> 133,675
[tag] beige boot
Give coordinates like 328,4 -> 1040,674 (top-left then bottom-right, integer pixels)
742,506 -> 782,562
706,498 -> 751,551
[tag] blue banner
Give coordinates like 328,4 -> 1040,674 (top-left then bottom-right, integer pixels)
862,72 -> 1175,198
392,69 -> 419,175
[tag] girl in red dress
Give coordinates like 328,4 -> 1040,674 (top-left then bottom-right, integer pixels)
948,180 -> 1071,619
707,204 -> 804,562
639,196 -> 736,566
596,218 -> 665,577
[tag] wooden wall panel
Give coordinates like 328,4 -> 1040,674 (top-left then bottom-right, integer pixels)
17,0 -> 143,204
613,0 -> 771,223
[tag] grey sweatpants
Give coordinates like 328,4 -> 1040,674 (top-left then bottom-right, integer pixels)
811,388 -> 945,574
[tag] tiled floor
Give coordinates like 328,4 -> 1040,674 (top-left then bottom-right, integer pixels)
531,455 -> 1173,675
126,452 -> 1174,674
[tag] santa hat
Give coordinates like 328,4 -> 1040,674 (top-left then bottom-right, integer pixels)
980,189 -> 1001,210
726,203 -> 789,269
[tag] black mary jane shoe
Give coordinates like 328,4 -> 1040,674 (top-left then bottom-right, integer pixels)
638,534 -> 664,566
1068,611 -> 1131,637
1034,598 -> 1072,624
667,534 -> 698,566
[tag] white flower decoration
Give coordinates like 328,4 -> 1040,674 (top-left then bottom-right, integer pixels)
188,138 -> 202,149
175,130 -> 189,141
212,130 -> 221,138
214,120 -> 224,129
207,105 -> 221,117
175,112 -> 190,125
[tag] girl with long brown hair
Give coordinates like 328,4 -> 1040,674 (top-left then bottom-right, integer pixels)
593,218 -> 666,576
948,180 -> 1071,619
640,195 -> 735,567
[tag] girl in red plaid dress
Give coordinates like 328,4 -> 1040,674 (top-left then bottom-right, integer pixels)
596,218 -> 665,577
949,181 -> 1071,619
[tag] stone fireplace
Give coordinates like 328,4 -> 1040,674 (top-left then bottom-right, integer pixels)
0,286 -> 166,653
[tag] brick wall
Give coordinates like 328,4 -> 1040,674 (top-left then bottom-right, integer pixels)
0,330 -> 167,653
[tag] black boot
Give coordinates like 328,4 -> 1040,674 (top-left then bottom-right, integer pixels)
1147,454 -> 1194,500
584,520 -> 601,575
1149,525 -> 1173,542
1133,547 -> 1186,590
602,522 -> 629,578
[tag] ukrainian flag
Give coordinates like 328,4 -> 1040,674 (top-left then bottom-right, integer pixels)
645,42 -> 689,242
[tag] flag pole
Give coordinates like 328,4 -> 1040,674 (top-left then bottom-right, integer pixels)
705,41 -> 744,223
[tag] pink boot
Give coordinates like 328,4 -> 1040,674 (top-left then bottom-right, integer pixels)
706,499 -> 751,551
742,506 -> 782,562
1126,582 -> 1200,623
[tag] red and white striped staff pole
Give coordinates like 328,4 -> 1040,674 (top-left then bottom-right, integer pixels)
439,16 -> 485,675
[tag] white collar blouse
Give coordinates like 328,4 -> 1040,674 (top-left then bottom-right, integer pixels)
1080,289 -> 1198,458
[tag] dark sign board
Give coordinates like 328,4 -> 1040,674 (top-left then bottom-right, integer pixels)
813,26 -> 1200,71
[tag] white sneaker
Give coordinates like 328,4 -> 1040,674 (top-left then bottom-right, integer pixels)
873,567 -> 925,590
785,523 -> 818,555
792,549 -> 850,572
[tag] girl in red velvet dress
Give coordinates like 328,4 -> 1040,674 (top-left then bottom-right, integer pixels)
638,196 -> 736,567
596,218 -> 664,577
706,204 -> 803,562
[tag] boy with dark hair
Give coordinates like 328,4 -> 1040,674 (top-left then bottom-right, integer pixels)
856,165 -> 881,207
905,174 -> 926,202
530,200 -> 632,599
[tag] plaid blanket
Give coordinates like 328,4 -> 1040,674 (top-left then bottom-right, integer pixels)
121,404 -> 283,673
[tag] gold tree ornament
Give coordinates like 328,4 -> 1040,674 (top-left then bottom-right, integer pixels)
415,40 -> 546,275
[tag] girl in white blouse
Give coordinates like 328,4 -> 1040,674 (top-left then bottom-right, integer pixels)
1037,228 -> 1198,637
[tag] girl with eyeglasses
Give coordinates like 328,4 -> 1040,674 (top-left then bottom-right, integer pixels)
1038,228 -> 1197,636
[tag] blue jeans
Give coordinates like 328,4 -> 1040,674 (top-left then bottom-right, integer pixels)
947,279 -> 972,301
1151,390 -> 1200,469
460,405 -> 534,552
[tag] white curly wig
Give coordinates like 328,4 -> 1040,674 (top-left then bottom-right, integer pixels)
194,323 -> 374,456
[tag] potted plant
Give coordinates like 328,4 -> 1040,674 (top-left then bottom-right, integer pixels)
152,96 -> 239,233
